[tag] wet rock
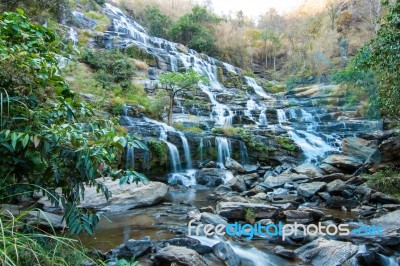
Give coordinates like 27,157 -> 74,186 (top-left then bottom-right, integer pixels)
239,173 -> 259,186
370,192 -> 399,204
326,179 -> 347,194
26,210 -> 66,229
284,210 -> 314,223
200,212 -> 227,226
215,185 -> 232,193
154,245 -> 207,266
320,163 -> 342,174
295,238 -> 358,265
212,242 -> 241,266
204,161 -> 217,168
297,182 -> 326,198
80,179 -> 169,212
108,237 -> 153,259
264,173 -> 309,188
326,196 -> 358,209
315,173 -> 352,183
225,158 -> 245,173
195,169 -> 232,187
216,202 -> 279,219
226,175 -> 247,192
274,246 -> 296,259
293,164 -> 323,178
342,137 -> 380,164
156,238 -> 212,255
382,204 -> 400,211
322,155 -> 363,173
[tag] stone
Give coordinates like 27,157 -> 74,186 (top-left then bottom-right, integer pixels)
371,192 -> 399,204
212,242 -> 241,266
27,210 -> 66,229
322,155 -> 363,173
274,246 -> 296,259
342,137 -> 380,164
108,237 -> 152,259
195,168 -> 233,187
293,164 -> 323,178
154,245 -> 207,266
295,238 -> 358,265
80,178 -> 169,212
216,202 -> 279,219
326,196 -> 358,209
200,212 -> 227,226
361,210 -> 400,245
225,157 -> 245,173
320,163 -> 342,174
156,238 -> 212,255
264,173 -> 309,188
239,173 -> 259,186
284,210 -> 314,223
297,182 -> 326,198
204,161 -> 217,168
315,173 -> 352,183
215,185 -> 232,193
326,179 -> 347,194
226,175 -> 247,192
379,136 -> 400,163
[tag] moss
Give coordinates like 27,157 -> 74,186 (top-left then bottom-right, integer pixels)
276,137 -> 297,152
173,122 -> 203,133
83,11 -> 110,32
125,45 -> 157,65
147,139 -> 168,168
217,67 -> 243,89
366,167 -> 400,198
78,30 -> 94,46
263,81 -> 286,94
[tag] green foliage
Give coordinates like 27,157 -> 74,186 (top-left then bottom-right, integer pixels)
367,166 -> 400,198
0,210 -> 99,265
125,45 -> 157,65
353,1 -> 400,120
147,139 -> 168,168
212,126 -> 240,135
168,5 -> 219,54
80,48 -> 136,89
333,69 -> 380,119
142,5 -> 172,39
114,258 -> 139,266
159,69 -> 207,125
245,208 -> 255,223
173,123 -> 203,133
93,0 -> 106,5
85,11 -> 110,32
0,11 -> 147,234
276,137 -> 296,152
263,81 -> 286,94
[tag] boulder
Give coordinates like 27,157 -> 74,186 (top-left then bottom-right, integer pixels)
320,163 -> 342,174
295,238 -> 358,265
195,168 -> 233,187
108,237 -> 153,259
274,246 -> 296,259
370,192 -> 399,204
239,173 -> 259,186
326,179 -> 347,194
200,212 -> 227,226
342,137 -> 380,164
264,173 -> 309,188
225,157 -> 245,173
297,182 -> 326,198
216,202 -> 279,219
284,210 -> 314,223
212,242 -> 241,266
154,245 -> 207,266
293,164 -> 323,178
156,238 -> 212,255
322,155 -> 363,173
379,136 -> 400,163
226,176 -> 247,192
27,210 -> 65,229
80,178 -> 169,212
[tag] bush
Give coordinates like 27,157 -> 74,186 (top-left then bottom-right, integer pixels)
277,137 -> 297,152
367,167 -> 400,198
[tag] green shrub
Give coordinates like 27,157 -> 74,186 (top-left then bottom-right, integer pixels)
367,167 -> 400,198
277,137 -> 297,152
147,139 -> 168,168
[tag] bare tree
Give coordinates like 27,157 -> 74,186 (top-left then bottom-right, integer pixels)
326,0 -> 342,30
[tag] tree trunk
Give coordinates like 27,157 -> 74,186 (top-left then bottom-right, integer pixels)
168,96 -> 174,126
273,56 -> 276,71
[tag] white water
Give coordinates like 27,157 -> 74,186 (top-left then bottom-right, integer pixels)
245,77 -> 274,100
277,109 -> 288,126
258,110 -> 268,126
216,137 -> 231,168
179,132 -> 192,169
68,27 -> 78,46
126,146 -> 134,169
168,169 -> 197,187
239,141 -> 249,165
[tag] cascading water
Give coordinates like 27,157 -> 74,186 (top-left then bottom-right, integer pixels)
277,109 -> 288,126
126,146 -> 134,169
216,137 -> 231,168
239,141 -> 249,165
68,27 -> 78,46
258,110 -> 268,126
244,77 -> 274,100
179,132 -> 192,169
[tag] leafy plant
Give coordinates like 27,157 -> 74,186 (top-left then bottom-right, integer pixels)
367,166 -> 400,198
0,11 -> 147,234
276,137 -> 297,152
245,208 -> 255,224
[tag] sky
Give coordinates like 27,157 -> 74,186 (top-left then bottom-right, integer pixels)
210,0 -> 306,18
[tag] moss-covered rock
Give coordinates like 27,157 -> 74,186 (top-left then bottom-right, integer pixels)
217,67 -> 244,89
125,45 -> 157,66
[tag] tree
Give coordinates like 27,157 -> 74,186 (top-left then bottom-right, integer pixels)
0,11 -> 146,234
143,5 -> 172,39
326,0 -> 342,30
158,70 -> 207,125
354,0 -> 400,120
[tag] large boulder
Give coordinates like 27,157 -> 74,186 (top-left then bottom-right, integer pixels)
297,182 -> 326,198
326,179 -> 347,194
195,168 -> 233,187
295,238 -> 358,265
342,137 -> 380,164
154,245 -> 207,266
264,172 -> 309,188
212,242 -> 241,266
367,210 -> 400,245
200,212 -> 228,226
226,175 -> 247,192
379,136 -> 400,163
322,155 -> 363,173
216,202 -> 279,219
225,157 -> 245,173
80,178 -> 169,212
108,237 -> 153,259
284,210 -> 314,223
156,238 -> 212,255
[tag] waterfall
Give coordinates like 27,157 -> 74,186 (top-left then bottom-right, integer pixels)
179,132 -> 192,169
277,109 -> 288,126
244,77 -> 273,100
216,137 -> 231,168
258,110 -> 268,126
68,27 -> 78,46
168,169 -> 197,187
199,138 -> 204,162
239,141 -> 249,165
126,145 -> 134,169
166,142 -> 182,173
